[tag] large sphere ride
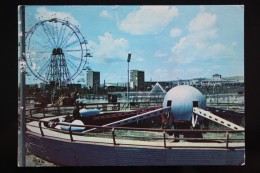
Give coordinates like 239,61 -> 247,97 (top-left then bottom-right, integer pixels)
25,17 -> 90,86
163,85 -> 206,122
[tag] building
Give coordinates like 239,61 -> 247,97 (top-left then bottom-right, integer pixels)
66,84 -> 81,90
130,70 -> 145,91
144,74 -> 244,89
178,79 -> 191,86
86,70 -> 100,90
190,78 -> 204,86
212,74 -> 222,80
201,74 -> 244,86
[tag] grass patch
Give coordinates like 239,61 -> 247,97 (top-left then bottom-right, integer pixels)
203,122 -> 245,142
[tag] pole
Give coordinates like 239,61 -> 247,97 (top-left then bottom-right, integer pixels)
127,53 -> 131,105
18,5 -> 26,167
127,61 -> 129,104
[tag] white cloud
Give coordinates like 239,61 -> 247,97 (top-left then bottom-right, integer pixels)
189,68 -> 204,74
150,68 -> 175,81
111,5 -> 119,10
88,32 -> 129,64
99,10 -> 113,19
35,7 -> 80,26
212,65 -> 220,70
200,5 -> 206,12
150,68 -> 197,81
188,12 -> 217,33
119,6 -> 178,35
136,57 -> 144,62
231,42 -> 237,46
170,28 -> 182,38
170,10 -> 235,64
170,35 -> 197,63
149,67 -> 213,81
154,50 -> 168,57
206,43 -> 236,59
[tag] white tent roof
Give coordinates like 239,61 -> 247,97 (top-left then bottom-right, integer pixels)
148,82 -> 166,96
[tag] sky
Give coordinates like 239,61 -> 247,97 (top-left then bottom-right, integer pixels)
23,5 -> 244,84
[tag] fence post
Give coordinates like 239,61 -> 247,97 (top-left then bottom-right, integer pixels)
39,121 -> 44,136
226,131 -> 229,148
30,109 -> 32,118
112,128 -> 116,145
69,125 -> 73,142
42,107 -> 45,118
163,131 -> 166,148
118,103 -> 120,111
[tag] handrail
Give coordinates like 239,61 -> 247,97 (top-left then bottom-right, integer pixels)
93,106 -> 161,120
26,117 -> 244,133
28,124 -> 244,145
26,117 -> 245,149
83,107 -> 171,133
78,102 -> 121,111
193,107 -> 244,131
23,102 -> 163,119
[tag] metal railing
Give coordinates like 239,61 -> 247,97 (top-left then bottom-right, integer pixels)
22,102 -> 163,120
23,107 -> 74,119
78,102 -> 121,111
26,117 -> 245,149
92,106 -> 161,121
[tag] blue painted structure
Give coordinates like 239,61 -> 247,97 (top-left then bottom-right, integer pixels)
60,120 -> 85,132
163,85 -> 206,122
79,108 -> 100,117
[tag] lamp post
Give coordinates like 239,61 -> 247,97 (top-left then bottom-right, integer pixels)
127,53 -> 131,105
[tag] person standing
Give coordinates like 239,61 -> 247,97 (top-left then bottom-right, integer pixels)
73,105 -> 81,120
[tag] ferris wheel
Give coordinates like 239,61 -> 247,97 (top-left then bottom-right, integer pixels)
25,17 -> 91,86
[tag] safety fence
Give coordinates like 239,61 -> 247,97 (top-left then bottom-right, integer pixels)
20,102 -> 163,119
26,117 -> 245,149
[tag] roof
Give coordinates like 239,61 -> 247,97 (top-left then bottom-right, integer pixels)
148,82 -> 166,96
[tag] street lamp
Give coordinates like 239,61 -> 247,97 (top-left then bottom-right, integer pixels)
127,53 -> 131,105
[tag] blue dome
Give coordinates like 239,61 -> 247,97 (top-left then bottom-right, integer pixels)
163,85 -> 206,121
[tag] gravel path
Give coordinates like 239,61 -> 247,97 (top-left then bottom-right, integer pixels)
25,153 -> 57,167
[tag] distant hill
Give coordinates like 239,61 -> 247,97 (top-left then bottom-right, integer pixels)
222,76 -> 244,81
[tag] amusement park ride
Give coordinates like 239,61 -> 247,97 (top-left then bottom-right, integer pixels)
25,17 -> 92,106
19,14 -> 245,166
24,84 -> 245,166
